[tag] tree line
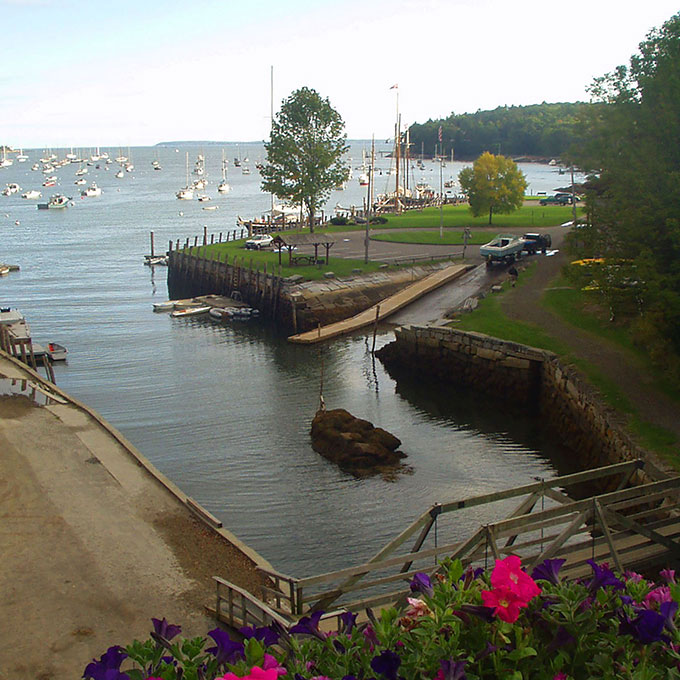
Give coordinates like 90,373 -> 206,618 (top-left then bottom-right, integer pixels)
408,102 -> 587,160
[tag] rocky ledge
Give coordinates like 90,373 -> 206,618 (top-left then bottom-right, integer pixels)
310,408 -> 409,478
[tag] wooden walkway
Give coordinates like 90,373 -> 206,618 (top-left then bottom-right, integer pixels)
287,263 -> 470,344
211,459 -> 680,630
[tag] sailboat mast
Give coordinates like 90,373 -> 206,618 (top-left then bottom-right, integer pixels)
270,64 -> 274,226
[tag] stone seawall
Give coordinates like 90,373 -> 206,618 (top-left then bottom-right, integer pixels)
376,325 -> 650,476
167,250 -> 457,333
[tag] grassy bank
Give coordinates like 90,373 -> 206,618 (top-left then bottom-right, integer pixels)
185,241 -> 391,280
453,269 -> 680,465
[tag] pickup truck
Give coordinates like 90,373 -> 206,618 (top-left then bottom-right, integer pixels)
539,193 -> 572,206
479,234 -> 524,266
521,232 -> 552,255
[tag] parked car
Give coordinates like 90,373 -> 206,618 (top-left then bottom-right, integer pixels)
539,194 -> 572,206
521,233 -> 552,254
244,234 -> 274,250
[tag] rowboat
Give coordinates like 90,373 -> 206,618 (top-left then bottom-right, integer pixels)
170,306 -> 210,318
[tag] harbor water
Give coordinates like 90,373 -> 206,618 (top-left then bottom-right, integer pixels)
0,144 -> 578,576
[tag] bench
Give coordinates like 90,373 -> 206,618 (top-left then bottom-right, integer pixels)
291,255 -> 321,266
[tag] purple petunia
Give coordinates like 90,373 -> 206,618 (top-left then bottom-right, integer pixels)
239,624 -> 280,647
339,611 -> 358,634
289,611 -> 326,640
370,649 -> 401,680
619,609 -> 670,644
437,659 -> 467,680
531,558 -> 566,586
206,628 -> 245,665
410,572 -> 434,597
586,560 -> 624,592
151,617 -> 182,642
83,646 -> 129,680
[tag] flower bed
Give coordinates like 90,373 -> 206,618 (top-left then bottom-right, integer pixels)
83,558 -> 680,680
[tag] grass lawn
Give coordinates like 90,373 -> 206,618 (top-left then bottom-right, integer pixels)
371,231 -> 494,246
452,269 -> 680,465
186,241 -> 394,281
368,204 -> 580,231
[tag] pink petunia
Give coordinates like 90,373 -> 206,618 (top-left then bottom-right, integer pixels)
490,555 -> 541,604
404,597 -> 432,619
481,586 -> 524,623
644,586 -> 672,607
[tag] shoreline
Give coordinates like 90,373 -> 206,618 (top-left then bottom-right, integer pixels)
0,350 -> 271,680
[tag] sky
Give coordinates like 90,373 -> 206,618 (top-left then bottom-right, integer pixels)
1,0 -> 678,148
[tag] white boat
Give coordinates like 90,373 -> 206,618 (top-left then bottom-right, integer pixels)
37,194 -> 70,210
193,178 -> 207,190
75,165 -> 88,176
115,169 -> 124,179
75,178 -> 87,185
1,148 -> 13,168
218,150 -> 231,193
202,205 -> 218,211
16,150 -> 29,163
176,187 -> 194,200
2,183 -> 20,196
197,194 -> 211,202
145,256 -> 168,266
176,152 -> 194,199
170,306 -> 210,318
358,173 -> 369,186
21,190 -> 41,199
152,300 -> 176,312
81,182 -> 101,197
125,163 -> 134,172
45,342 -> 68,361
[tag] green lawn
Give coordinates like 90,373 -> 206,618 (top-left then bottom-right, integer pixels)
186,241 -> 395,281
375,204 -> 579,230
371,231 -> 495,246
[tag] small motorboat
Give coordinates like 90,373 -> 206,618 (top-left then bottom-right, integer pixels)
145,256 -> 168,266
81,182 -> 102,197
208,307 -> 238,320
37,194 -> 70,209
202,205 -> 218,211
21,189 -> 42,199
170,306 -> 211,318
152,301 -> 176,312
46,342 -> 68,361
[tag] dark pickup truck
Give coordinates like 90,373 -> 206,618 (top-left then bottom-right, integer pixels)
521,233 -> 552,254
539,193 -> 573,206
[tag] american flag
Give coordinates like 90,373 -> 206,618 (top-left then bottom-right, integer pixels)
390,84 -> 398,90
438,125 -> 443,143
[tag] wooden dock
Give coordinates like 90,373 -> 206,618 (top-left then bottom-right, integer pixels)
287,263 -> 470,344
210,459 -> 680,630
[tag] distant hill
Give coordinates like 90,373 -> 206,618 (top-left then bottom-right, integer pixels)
155,141 -> 263,147
409,102 -> 589,160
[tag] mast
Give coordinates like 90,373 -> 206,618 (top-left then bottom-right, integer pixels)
270,65 -> 274,226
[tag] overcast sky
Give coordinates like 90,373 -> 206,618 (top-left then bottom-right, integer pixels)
2,0 -> 677,148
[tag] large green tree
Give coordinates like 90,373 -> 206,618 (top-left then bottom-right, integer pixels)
458,152 -> 527,224
261,87 -> 349,233
571,12 -> 680,364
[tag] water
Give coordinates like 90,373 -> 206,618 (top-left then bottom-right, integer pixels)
0,144 -> 577,576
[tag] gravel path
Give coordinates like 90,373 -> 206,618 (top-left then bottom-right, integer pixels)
501,245 -> 680,467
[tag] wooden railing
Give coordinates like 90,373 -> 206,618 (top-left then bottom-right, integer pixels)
248,460 -> 680,618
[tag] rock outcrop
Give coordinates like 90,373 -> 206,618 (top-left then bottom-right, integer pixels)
310,408 -> 408,477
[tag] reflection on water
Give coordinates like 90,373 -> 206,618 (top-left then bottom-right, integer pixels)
0,145 -> 576,576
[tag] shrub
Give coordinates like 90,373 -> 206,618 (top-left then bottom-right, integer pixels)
329,216 -> 349,226
83,559 -> 680,680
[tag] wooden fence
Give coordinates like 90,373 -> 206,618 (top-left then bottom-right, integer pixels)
213,459 -> 680,629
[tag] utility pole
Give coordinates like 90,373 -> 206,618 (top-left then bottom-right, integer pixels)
571,164 -> 577,224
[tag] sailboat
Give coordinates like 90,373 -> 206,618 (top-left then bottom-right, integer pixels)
0,147 -> 13,168
218,150 -> 231,193
176,152 -> 194,200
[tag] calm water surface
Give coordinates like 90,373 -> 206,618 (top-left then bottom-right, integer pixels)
0,144 -> 578,575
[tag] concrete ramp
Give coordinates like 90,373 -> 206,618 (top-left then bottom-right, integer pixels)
288,263 -> 470,344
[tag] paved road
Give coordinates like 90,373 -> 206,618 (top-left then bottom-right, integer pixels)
333,225 -> 569,326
